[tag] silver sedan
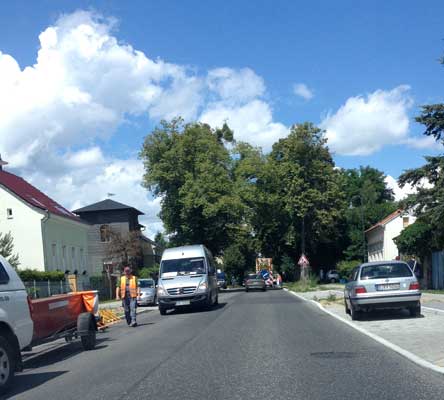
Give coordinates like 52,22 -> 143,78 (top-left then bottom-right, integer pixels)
344,261 -> 421,320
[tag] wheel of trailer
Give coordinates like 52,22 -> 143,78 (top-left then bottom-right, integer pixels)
77,313 -> 97,351
214,294 -> 219,305
0,336 -> 15,394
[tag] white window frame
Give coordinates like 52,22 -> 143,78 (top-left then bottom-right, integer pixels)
6,208 -> 12,219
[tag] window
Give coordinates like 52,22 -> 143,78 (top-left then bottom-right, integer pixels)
0,262 -> 9,284
403,216 -> 409,228
6,208 -> 12,219
100,225 -> 111,242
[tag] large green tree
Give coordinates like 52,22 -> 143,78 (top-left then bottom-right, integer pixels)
140,119 -> 242,255
250,122 -> 346,269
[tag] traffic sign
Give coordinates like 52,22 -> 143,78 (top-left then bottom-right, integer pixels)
298,254 -> 309,266
260,269 -> 270,279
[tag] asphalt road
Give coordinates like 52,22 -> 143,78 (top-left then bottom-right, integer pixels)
7,289 -> 444,400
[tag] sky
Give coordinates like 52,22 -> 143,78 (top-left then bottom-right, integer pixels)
0,1 -> 443,237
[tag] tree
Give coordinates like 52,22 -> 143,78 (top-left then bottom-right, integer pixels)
0,232 -> 19,268
154,232 -> 168,251
397,76 -> 444,253
106,229 -> 143,271
253,122 -> 346,270
140,119 -> 243,255
340,166 -> 397,261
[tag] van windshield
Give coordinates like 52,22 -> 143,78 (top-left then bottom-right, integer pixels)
161,258 -> 206,276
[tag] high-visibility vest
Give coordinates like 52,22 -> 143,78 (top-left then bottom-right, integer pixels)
120,275 -> 137,298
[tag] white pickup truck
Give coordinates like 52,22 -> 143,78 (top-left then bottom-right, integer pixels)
0,255 -> 33,393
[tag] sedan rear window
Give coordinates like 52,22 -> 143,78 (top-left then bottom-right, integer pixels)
360,263 -> 413,280
247,274 -> 262,279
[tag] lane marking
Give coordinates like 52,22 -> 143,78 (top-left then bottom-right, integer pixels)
284,288 -> 444,375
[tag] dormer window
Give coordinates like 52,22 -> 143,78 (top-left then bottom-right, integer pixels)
6,208 -> 12,219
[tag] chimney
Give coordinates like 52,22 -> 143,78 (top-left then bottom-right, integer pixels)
0,154 -> 8,171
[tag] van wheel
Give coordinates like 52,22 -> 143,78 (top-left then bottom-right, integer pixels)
0,336 -> 15,394
159,306 -> 167,315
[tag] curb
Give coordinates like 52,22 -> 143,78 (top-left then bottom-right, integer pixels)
284,288 -> 444,375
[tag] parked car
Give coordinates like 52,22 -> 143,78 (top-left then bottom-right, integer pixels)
245,274 -> 266,292
326,269 -> 340,283
137,278 -> 157,306
217,272 -> 228,289
0,256 -> 34,393
157,245 -> 219,315
344,261 -> 421,320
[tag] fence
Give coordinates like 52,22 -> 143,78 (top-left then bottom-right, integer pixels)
23,278 -> 114,300
432,251 -> 444,290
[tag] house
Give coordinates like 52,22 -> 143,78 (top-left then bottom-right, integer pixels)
366,209 -> 416,262
73,199 -> 160,275
0,164 -> 90,273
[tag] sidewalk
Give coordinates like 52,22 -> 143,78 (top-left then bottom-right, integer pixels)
289,289 -> 444,370
99,300 -> 157,316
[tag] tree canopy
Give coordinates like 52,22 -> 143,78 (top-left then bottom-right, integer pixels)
0,232 -> 19,268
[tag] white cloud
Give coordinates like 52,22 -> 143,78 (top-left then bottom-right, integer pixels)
385,175 -> 432,202
321,85 -> 413,156
207,67 -> 265,103
0,10 -> 290,236
402,135 -> 441,150
200,100 -> 288,151
293,83 -> 314,100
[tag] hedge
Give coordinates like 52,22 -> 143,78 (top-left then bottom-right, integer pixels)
18,269 -> 65,282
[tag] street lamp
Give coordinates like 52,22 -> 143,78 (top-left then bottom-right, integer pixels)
350,195 -> 366,263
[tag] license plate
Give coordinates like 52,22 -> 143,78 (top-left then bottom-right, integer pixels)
376,283 -> 400,291
175,300 -> 190,306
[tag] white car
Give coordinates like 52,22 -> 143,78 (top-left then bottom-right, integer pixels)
0,256 -> 34,393
326,270 -> 340,283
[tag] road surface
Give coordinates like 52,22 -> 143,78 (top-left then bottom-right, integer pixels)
8,289 -> 444,400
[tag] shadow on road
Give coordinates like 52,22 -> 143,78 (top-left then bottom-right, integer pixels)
167,302 -> 227,315
356,308 -> 424,322
4,371 -> 68,399
22,337 -> 110,370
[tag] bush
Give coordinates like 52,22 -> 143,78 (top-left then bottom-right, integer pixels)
336,260 -> 361,279
18,269 -> 65,282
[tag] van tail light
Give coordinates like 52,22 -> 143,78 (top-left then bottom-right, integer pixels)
409,282 -> 420,290
354,286 -> 367,295
27,295 -> 34,318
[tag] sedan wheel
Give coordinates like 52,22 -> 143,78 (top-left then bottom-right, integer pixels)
350,305 -> 361,321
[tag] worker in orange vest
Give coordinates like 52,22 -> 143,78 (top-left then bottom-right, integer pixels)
116,266 -> 140,327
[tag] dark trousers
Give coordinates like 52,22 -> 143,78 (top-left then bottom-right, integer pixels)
123,297 -> 137,325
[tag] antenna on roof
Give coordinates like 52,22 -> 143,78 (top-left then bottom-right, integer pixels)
107,193 -> 116,198
0,154 -> 8,171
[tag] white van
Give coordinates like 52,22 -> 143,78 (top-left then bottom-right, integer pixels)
0,256 -> 34,392
157,245 -> 219,315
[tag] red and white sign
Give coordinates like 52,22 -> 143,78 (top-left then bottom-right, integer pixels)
298,254 -> 309,266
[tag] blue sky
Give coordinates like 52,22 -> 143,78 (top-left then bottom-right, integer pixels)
0,1 -> 443,235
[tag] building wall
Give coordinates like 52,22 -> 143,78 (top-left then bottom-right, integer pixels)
42,214 -> 90,274
87,222 -> 130,275
367,228 -> 384,262
0,187 -> 45,270
384,214 -> 417,261
366,213 -> 417,262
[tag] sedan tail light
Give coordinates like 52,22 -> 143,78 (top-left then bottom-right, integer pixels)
354,286 -> 367,295
409,282 -> 420,290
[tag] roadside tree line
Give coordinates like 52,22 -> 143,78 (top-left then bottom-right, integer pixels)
140,119 -> 398,280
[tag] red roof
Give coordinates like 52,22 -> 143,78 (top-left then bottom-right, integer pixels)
0,170 -> 85,223
365,209 -> 402,233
